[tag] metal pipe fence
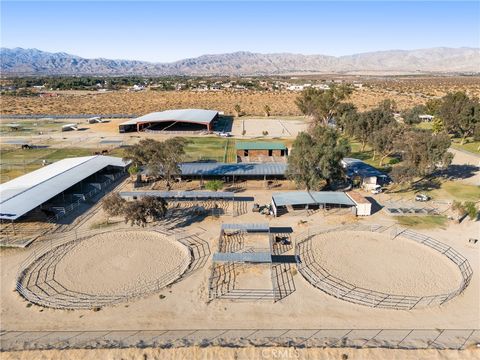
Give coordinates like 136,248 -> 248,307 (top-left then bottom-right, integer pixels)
0,173 -> 127,247
1,328 -> 478,351
15,227 -> 206,309
294,224 -> 473,310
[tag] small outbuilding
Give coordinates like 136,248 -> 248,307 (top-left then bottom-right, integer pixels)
345,191 -> 372,216
271,191 -> 358,217
342,158 -> 390,190
236,142 -> 288,163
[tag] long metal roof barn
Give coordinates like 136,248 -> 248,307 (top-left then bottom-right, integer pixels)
272,191 -> 355,207
0,156 -> 129,220
178,162 -> 287,176
119,191 -> 235,199
119,109 -> 219,126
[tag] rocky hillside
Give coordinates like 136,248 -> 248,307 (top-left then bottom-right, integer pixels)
1,47 -> 479,76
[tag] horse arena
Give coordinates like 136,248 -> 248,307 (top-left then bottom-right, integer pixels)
296,225 -> 473,310
15,224 -> 473,311
16,228 -> 210,309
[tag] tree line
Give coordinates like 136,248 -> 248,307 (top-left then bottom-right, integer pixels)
289,86 -> 478,188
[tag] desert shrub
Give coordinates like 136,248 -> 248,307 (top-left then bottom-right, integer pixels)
464,201 -> 478,220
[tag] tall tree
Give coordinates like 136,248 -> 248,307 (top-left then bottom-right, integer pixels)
335,102 -> 358,134
295,85 -> 353,126
287,127 -> 350,190
371,123 -> 405,166
123,138 -> 187,188
124,196 -> 168,227
102,193 -> 126,223
439,92 -> 479,144
351,100 -> 396,151
391,129 -> 453,183
401,105 -> 427,125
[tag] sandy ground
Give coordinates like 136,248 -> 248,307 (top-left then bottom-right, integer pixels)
310,231 -> 463,296
2,347 -> 479,360
448,148 -> 480,186
53,231 -> 190,295
1,199 -> 478,332
232,118 -> 308,138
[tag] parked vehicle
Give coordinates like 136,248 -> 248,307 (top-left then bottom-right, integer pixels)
371,185 -> 382,194
415,194 -> 431,202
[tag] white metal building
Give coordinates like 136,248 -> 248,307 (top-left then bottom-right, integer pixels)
0,156 -> 129,221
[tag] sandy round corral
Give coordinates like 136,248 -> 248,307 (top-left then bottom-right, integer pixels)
54,231 -> 190,295
310,231 -> 462,296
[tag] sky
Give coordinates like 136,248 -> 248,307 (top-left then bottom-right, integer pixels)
1,1 -> 479,62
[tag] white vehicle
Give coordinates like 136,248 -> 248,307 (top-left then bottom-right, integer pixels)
415,194 -> 430,202
371,185 -> 382,194
219,132 -> 231,137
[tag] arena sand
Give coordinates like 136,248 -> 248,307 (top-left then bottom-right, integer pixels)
310,230 -> 463,296
54,231 -> 190,295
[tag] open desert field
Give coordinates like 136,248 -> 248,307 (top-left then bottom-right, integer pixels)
2,76 -> 479,116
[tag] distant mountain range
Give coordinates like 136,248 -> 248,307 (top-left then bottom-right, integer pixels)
1,47 -> 479,76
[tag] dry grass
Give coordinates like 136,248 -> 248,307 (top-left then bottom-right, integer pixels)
2,77 -> 479,115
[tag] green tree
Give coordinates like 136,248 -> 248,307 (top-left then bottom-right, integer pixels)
124,196 -> 168,227
351,100 -> 396,151
391,129 -> 453,183
371,123 -> 405,166
431,117 -> 445,134
335,102 -> 358,134
295,85 -> 353,126
287,127 -> 350,190
401,105 -> 427,125
425,98 -> 442,116
439,92 -> 479,144
205,180 -> 223,191
123,138 -> 187,188
102,193 -> 126,223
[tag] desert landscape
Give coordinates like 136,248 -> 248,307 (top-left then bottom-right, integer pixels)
1,1 -> 479,359
2,76 -> 480,116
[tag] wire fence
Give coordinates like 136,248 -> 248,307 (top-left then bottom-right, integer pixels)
0,172 -> 127,247
0,114 -> 137,120
295,224 -> 473,310
15,227 -> 209,309
1,328 -> 478,351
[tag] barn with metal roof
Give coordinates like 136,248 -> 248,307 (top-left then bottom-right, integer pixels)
271,191 -> 370,217
0,156 -> 129,246
235,141 -> 288,163
118,109 -> 219,133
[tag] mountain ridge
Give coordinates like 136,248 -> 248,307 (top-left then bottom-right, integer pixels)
1,47 -> 479,76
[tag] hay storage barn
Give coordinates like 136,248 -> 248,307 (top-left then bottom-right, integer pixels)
118,109 -> 219,133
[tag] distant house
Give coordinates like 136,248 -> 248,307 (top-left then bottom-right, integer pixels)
87,117 -> 102,124
419,114 -> 434,122
61,123 -> 79,132
341,158 -> 390,190
236,142 -> 288,163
